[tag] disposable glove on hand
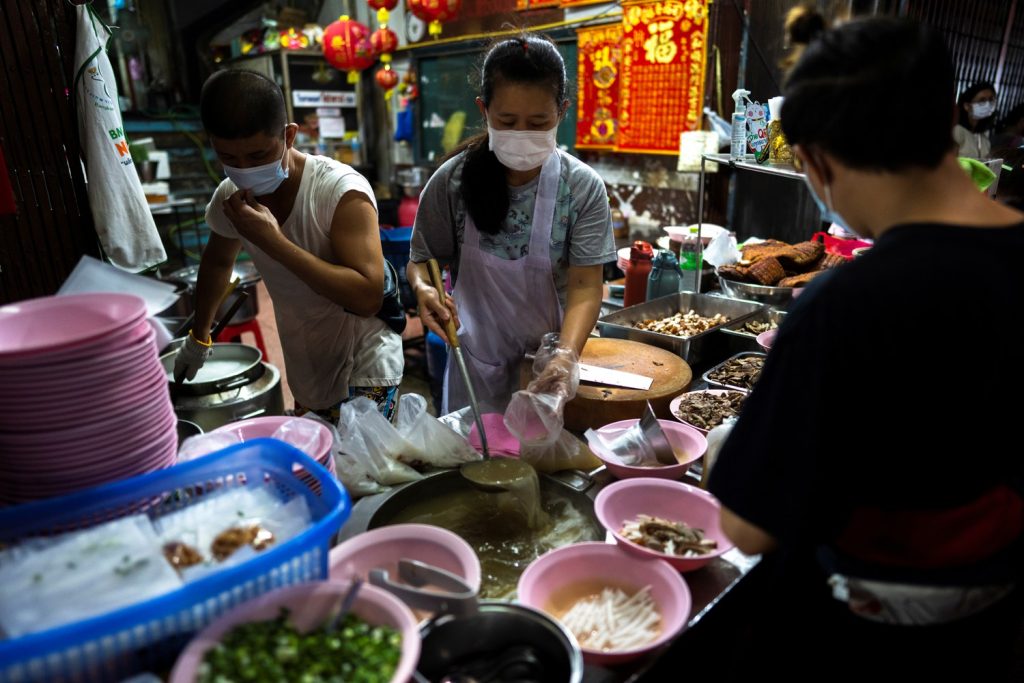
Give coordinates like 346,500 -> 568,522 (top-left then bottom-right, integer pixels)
504,333 -> 580,446
173,331 -> 213,383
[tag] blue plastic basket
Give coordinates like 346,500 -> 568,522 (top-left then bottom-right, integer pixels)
0,439 -> 350,683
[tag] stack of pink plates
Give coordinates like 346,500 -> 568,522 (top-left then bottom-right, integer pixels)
211,416 -> 337,494
0,293 -> 177,505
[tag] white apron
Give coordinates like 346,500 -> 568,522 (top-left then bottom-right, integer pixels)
442,152 -> 563,413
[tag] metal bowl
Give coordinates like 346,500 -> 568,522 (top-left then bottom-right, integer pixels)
716,270 -> 795,306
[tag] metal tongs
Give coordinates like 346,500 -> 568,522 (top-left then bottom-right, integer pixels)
369,559 -> 478,618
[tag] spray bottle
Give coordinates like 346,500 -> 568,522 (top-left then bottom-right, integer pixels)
731,89 -> 751,160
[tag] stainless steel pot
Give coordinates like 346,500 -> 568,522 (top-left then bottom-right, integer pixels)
417,603 -> 584,683
161,262 -> 262,323
159,342 -> 264,396
170,362 -> 284,431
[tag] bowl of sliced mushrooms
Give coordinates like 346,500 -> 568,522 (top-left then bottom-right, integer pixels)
669,390 -> 746,434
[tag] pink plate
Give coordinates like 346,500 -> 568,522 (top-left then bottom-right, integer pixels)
0,320 -> 155,381
518,542 -> 691,666
169,581 -> 420,683
594,478 -> 734,572
668,389 -> 747,435
0,393 -> 173,447
0,363 -> 167,414
0,294 -> 147,362
0,371 -> 168,428
593,419 -> 706,480
0,353 -> 161,398
212,416 -> 333,466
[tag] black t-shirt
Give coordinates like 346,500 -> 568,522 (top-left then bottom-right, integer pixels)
710,222 -> 1024,594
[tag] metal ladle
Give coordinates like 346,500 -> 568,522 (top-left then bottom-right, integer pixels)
425,260 -> 537,493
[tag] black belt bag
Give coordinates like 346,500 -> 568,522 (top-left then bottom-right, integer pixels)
377,259 -> 407,335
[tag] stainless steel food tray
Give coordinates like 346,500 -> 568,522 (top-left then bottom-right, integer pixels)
596,293 -> 767,364
716,268 -> 795,306
701,351 -> 767,393
721,307 -> 788,339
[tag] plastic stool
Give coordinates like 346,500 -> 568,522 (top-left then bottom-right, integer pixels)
215,319 -> 269,362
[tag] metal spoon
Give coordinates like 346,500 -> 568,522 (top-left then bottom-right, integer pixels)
327,578 -> 364,631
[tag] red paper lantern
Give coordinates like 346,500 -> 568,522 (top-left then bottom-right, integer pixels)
371,27 -> 399,56
375,66 -> 400,91
406,0 -> 462,38
367,0 -> 399,10
323,15 -> 375,83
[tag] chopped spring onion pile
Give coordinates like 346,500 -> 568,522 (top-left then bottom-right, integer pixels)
559,585 -> 660,652
199,610 -> 401,683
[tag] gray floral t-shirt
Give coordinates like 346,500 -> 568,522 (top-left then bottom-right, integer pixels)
410,150 -> 614,307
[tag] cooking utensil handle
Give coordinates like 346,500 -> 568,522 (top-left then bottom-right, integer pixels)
426,258 -> 459,349
210,290 -> 249,342
214,375 -> 253,392
233,407 -> 267,420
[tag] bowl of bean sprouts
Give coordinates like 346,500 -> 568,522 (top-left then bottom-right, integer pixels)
517,542 -> 691,665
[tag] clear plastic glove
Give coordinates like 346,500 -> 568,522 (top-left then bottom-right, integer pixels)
173,330 -> 212,383
504,333 -> 580,447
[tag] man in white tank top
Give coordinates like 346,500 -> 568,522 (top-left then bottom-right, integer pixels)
173,70 -> 403,419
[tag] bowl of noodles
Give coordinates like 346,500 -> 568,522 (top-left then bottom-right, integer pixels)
517,542 -> 691,665
595,478 -> 734,572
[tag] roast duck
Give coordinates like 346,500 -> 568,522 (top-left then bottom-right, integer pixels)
718,239 -> 845,288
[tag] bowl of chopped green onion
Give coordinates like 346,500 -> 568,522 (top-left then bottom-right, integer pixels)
169,579 -> 419,683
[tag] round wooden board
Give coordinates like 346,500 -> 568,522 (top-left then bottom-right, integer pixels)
564,338 -> 692,432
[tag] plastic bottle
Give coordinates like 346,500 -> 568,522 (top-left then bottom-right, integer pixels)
623,240 -> 654,307
730,89 -> 750,160
646,250 -> 683,301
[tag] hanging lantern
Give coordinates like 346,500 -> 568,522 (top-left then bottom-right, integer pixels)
375,64 -> 400,93
367,0 -> 399,25
371,27 -> 399,56
323,16 -> 375,84
407,0 -> 462,38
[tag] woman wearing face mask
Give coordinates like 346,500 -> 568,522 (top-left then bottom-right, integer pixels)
700,15 -> 1023,681
953,81 -> 998,159
407,35 -> 614,414
174,70 -> 404,420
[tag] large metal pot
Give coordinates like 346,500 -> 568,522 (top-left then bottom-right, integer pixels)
159,341 -> 283,431
160,262 -> 262,323
169,362 -> 283,431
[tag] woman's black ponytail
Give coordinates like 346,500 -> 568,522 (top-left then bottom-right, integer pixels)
456,34 -> 567,235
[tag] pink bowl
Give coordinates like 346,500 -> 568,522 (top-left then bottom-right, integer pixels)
594,478 -> 734,572
668,389 -> 746,435
593,419 -> 707,480
517,542 -> 691,665
212,416 -> 333,465
756,328 -> 778,352
330,524 -> 481,594
169,580 -> 420,683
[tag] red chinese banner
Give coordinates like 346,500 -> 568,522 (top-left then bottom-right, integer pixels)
575,24 -> 623,150
617,0 -> 709,154
561,0 -> 611,7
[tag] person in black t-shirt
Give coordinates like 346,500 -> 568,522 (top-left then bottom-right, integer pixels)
709,13 -> 1024,680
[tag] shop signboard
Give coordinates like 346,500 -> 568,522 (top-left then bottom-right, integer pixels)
575,23 -> 623,150
616,0 -> 709,154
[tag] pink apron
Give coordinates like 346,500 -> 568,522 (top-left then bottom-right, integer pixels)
442,152 -> 563,413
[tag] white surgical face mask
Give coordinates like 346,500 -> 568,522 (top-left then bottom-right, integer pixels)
487,123 -> 558,171
803,175 -> 858,237
223,132 -> 290,195
970,100 -> 996,119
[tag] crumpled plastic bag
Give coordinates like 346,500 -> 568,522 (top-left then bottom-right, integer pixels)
504,333 -> 580,447
299,412 -> 385,498
271,418 -> 322,457
521,429 -> 601,474
584,426 -> 662,468
178,431 -> 242,463
395,393 -> 482,468
703,230 -> 740,268
337,397 -> 422,486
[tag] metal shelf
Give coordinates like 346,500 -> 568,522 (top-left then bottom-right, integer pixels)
701,153 -> 804,180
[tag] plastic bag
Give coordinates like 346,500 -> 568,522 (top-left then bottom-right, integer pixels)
584,425 -> 661,468
178,431 -> 242,463
271,417 -> 322,457
504,333 -> 580,447
0,515 -> 183,637
703,230 -> 740,268
153,487 -> 312,582
300,412 -> 385,498
521,429 -> 601,474
395,393 -> 482,467
337,397 -> 423,485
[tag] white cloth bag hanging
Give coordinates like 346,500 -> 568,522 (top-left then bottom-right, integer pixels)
74,5 -> 165,271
